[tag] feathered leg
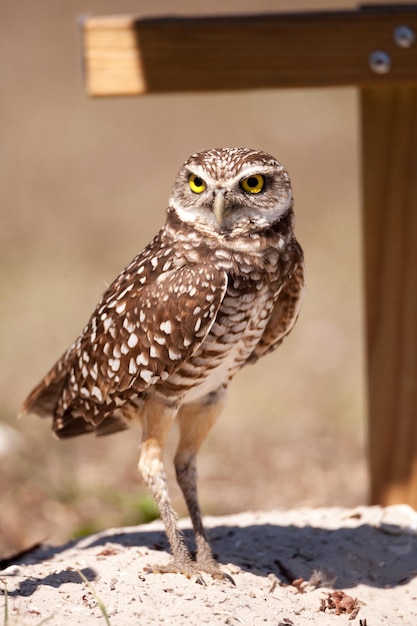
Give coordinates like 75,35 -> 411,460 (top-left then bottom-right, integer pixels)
138,397 -> 197,578
174,388 -> 233,581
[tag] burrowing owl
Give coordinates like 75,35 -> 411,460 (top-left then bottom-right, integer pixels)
22,147 -> 305,581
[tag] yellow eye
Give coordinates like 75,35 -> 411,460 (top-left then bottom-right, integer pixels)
240,174 -> 265,194
189,174 -> 206,194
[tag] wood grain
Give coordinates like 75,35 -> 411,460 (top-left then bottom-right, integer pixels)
361,85 -> 417,505
82,7 -> 417,96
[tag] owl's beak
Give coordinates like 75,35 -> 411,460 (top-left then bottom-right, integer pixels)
213,191 -> 225,225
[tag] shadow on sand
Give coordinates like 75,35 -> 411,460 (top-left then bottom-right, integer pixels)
4,517 -> 416,597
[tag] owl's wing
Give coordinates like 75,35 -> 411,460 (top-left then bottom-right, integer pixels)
248,260 -> 305,363
23,263 -> 228,432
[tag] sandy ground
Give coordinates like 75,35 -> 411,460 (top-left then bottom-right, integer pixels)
2,505 -> 417,625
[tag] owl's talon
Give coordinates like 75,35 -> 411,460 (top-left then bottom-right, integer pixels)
221,571 -> 236,586
197,561 -> 236,585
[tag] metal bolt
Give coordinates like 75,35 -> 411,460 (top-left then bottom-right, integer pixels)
393,25 -> 416,49
369,50 -> 392,74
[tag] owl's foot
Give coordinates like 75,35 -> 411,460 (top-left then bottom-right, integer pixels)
145,558 -> 235,585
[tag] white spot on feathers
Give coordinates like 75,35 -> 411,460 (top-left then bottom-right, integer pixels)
129,358 -> 137,375
140,369 -> 154,383
136,353 -> 149,366
110,358 -> 120,372
115,301 -> 126,314
117,284 -> 133,300
91,362 -> 98,380
123,318 -> 136,333
160,320 -> 172,334
91,386 -> 103,402
103,318 -> 113,333
128,333 -> 138,348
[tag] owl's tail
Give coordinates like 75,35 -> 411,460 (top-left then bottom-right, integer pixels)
20,358 -> 68,419
20,349 -> 128,438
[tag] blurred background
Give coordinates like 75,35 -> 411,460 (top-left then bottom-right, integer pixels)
1,0 -> 385,558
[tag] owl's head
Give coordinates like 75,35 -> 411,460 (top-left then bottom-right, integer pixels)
169,147 -> 293,237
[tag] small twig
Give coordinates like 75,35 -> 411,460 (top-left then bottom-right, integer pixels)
267,573 -> 279,593
76,570 -> 111,626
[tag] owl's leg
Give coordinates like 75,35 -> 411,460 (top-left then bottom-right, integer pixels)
138,397 -> 197,578
174,387 -> 233,582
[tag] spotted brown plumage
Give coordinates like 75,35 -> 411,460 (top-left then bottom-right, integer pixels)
22,147 -> 305,581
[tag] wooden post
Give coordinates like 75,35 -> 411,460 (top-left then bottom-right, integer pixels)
361,86 -> 417,505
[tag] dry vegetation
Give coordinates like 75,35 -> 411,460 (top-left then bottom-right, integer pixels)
1,0 -> 368,561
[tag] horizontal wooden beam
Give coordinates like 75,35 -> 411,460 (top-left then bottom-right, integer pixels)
82,5 -> 417,96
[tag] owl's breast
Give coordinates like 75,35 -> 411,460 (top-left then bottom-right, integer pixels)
161,278 -> 274,404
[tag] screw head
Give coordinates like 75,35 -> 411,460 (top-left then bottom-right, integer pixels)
393,25 -> 416,49
369,50 -> 392,74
